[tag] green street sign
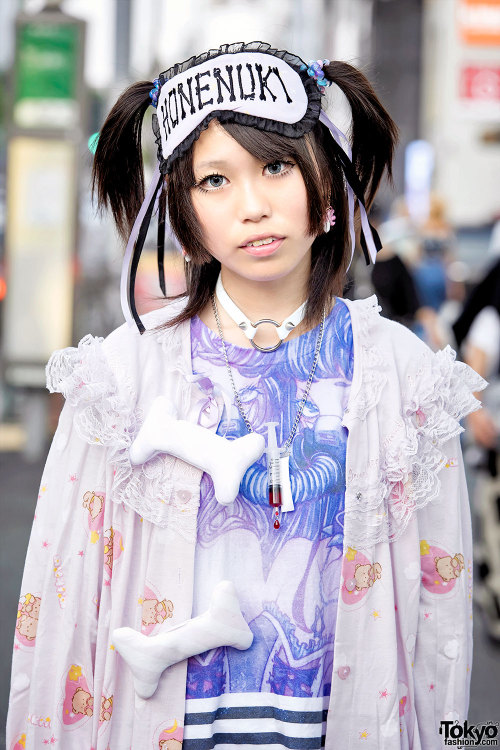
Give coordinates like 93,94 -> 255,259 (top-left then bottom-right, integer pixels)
16,22 -> 78,101
13,19 -> 82,130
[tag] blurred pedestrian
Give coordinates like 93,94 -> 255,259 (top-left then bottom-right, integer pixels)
372,209 -> 445,349
371,212 -> 421,327
413,194 -> 456,313
453,253 -> 500,641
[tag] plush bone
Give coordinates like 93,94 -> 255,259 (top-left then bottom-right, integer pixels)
112,580 -> 253,699
129,395 -> 265,505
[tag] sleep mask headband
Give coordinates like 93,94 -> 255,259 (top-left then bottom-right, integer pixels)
120,41 -> 382,333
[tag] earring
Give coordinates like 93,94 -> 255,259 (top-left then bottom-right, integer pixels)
182,249 -> 191,262
323,206 -> 336,233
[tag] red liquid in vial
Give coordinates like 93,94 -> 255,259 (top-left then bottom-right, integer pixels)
268,485 -> 282,507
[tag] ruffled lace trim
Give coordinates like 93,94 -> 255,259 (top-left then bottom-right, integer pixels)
46,329 -> 216,536
152,41 -> 322,173
343,296 -> 387,423
343,302 -> 487,548
46,334 -> 134,449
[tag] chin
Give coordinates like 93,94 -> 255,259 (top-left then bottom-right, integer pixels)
240,266 -> 298,284
247,256 -> 306,277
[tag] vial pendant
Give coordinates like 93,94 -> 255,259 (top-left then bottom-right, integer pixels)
267,422 -> 282,509
268,455 -> 282,507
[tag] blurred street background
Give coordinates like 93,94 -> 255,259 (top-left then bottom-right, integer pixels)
1,0 -> 500,744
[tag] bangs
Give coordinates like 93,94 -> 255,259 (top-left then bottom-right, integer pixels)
219,121 -> 311,165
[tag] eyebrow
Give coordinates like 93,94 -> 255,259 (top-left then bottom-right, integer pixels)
193,159 -> 230,171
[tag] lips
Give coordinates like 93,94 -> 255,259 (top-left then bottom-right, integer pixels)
239,233 -> 285,248
240,237 -> 285,257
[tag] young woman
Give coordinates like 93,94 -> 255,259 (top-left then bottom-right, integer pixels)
7,42 -> 485,750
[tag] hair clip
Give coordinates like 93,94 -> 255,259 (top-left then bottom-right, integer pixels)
300,60 -> 331,92
149,78 -> 161,108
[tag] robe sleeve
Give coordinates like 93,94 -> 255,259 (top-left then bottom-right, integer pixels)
411,348 -> 486,745
6,400 -> 110,747
6,333 -> 133,748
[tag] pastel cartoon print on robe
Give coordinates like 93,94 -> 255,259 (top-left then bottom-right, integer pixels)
420,539 -> 465,594
103,526 -> 124,582
15,593 -> 41,646
398,681 -> 410,722
156,719 -> 183,749
61,664 -> 93,728
341,548 -> 383,607
52,554 -> 68,608
10,734 -> 26,750
141,582 -> 174,634
82,489 -> 105,544
99,693 -> 113,725
186,300 -> 353,701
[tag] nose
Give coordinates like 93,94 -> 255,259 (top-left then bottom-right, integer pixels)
237,178 -> 271,222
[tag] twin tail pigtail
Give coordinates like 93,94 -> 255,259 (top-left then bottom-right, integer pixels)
322,61 -> 398,209
92,81 -> 154,242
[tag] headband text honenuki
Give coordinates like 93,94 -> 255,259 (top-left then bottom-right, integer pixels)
152,43 -> 321,174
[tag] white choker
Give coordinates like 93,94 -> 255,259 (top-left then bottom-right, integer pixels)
215,274 -> 307,352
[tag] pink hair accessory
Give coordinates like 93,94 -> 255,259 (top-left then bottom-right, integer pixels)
323,206 -> 336,233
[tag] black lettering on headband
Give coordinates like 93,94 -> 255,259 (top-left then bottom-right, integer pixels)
167,89 -> 179,128
160,101 -> 170,136
236,63 -> 256,101
213,65 -> 236,105
195,70 -> 214,110
255,64 -> 292,103
177,78 -> 195,120
271,67 -> 293,104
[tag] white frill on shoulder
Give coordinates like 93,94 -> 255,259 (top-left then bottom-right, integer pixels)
45,306 -> 220,533
46,333 -> 135,448
342,295 -> 487,549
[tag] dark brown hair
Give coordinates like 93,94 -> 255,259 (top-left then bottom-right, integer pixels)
92,61 -> 398,328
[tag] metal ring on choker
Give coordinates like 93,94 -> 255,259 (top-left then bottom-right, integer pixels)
248,319 -> 284,351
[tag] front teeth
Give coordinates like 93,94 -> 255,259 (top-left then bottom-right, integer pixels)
247,237 -> 276,247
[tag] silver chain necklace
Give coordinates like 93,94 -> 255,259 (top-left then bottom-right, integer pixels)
211,293 -> 326,529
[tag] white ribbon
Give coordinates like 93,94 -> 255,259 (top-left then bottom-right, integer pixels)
120,163 -> 162,329
319,110 -> 378,268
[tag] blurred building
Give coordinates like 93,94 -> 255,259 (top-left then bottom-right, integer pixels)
421,0 -> 500,227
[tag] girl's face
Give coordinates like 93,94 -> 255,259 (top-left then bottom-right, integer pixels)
190,120 -> 316,288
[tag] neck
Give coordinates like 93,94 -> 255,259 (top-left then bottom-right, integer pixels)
220,269 -> 309,324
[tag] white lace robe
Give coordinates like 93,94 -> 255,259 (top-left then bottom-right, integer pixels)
6,296 -> 486,750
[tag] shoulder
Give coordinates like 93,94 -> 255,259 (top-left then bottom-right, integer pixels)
46,298 -> 189,402
341,294 -> 429,367
101,299 -> 187,370
44,298 -> 191,448
102,298 -> 187,354
341,295 -> 487,408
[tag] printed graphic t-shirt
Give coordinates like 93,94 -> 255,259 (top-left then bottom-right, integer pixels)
184,298 -> 353,749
